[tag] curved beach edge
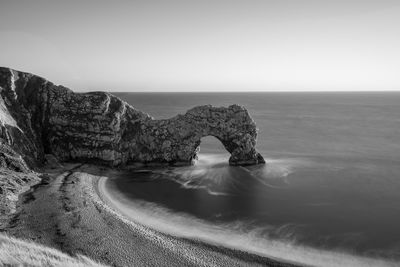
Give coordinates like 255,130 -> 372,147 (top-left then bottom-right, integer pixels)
6,164 -> 395,267
91,171 -> 301,267
91,168 -> 398,267
2,163 -> 299,267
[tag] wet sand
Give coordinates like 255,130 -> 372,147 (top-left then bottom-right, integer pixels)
4,164 -> 299,267
97,165 -> 399,267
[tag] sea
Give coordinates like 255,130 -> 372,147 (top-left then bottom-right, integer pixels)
107,92 -> 400,266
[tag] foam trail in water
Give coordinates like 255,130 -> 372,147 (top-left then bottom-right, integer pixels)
106,154 -> 398,266
153,154 -> 308,193
106,190 -> 397,267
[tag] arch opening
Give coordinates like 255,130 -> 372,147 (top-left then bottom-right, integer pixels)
195,136 -> 230,166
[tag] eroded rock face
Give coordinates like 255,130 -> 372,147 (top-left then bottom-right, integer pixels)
0,67 -> 264,167
137,105 -> 265,165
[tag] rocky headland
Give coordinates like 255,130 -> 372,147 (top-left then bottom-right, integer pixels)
0,67 -> 264,169
0,66 -> 264,228
0,67 -> 290,267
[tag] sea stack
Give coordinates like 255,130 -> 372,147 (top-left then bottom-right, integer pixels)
0,67 -> 265,168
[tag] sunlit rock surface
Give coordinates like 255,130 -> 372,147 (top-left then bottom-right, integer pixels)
0,67 -> 264,168
139,105 -> 265,166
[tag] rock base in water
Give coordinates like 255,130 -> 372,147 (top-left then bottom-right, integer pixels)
0,67 -> 264,168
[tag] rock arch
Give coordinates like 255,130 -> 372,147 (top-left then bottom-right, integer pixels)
0,67 -> 265,167
135,105 -> 265,166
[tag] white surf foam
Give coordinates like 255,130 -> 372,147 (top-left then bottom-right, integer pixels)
102,186 -> 397,267
101,154 -> 398,267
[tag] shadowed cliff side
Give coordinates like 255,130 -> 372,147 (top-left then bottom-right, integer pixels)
0,67 -> 264,168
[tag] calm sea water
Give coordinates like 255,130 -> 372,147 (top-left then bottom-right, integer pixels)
109,92 -> 400,263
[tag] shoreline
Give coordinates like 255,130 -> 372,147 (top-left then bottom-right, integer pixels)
91,168 -> 300,267
92,176 -> 304,267
4,163 -> 397,267
4,164 -> 299,267
94,166 -> 399,267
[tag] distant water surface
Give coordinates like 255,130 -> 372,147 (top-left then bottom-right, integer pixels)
109,92 -> 400,264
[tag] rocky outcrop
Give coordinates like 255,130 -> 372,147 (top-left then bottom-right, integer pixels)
137,105 -> 264,166
0,169 -> 41,216
0,67 -> 264,168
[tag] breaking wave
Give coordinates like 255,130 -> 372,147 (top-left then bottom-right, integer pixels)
103,153 -> 399,267
104,186 -> 397,267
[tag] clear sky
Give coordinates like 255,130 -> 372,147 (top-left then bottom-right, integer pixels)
1,0 -> 400,92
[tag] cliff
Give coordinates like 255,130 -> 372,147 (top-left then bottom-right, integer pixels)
0,67 -> 264,169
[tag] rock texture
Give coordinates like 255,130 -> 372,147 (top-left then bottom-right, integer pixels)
0,169 -> 41,216
138,105 -> 265,166
0,67 -> 264,168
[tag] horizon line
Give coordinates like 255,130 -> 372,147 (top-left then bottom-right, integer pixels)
100,90 -> 400,93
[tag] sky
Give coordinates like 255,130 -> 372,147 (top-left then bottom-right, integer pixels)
1,0 -> 400,92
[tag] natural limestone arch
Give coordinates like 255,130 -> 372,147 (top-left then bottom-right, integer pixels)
134,105 -> 265,166
0,67 -> 265,168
